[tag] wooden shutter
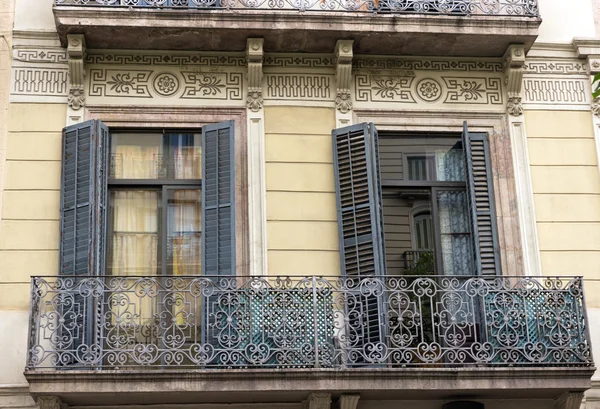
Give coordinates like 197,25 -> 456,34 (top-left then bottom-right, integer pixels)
333,123 -> 386,361
59,120 -> 109,365
60,120 -> 109,277
333,123 -> 386,279
462,122 -> 501,276
202,120 -> 236,276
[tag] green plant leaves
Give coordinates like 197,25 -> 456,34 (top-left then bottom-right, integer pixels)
593,72 -> 600,99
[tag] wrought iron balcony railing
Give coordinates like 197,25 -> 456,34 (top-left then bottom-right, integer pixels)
53,0 -> 539,17
27,275 -> 592,370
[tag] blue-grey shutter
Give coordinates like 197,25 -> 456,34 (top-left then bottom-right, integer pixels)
59,119 -> 109,366
60,119 -> 109,276
333,123 -> 386,279
202,120 -> 235,276
333,123 -> 386,362
462,122 -> 501,276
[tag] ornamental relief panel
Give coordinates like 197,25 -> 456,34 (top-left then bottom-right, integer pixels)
522,58 -> 591,110
86,66 -> 245,106
353,71 -> 504,110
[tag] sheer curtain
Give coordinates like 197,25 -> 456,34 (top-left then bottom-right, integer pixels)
437,190 -> 473,276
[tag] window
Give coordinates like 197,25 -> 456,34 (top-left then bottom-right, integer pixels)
58,120 -> 236,279
379,133 -> 473,275
332,122 -> 500,279
107,131 -> 202,277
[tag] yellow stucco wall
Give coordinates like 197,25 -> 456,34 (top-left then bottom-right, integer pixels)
525,110 -> 600,308
264,106 -> 341,277
0,103 -> 65,310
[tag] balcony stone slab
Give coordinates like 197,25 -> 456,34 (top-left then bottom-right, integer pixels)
53,7 -> 541,56
25,367 -> 594,406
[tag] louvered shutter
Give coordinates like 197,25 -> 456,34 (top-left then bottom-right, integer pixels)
462,122 -> 501,276
201,121 -> 236,276
333,123 -> 386,363
59,120 -> 109,364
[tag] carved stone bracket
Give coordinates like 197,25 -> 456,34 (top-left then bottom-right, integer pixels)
246,38 -> 264,112
335,40 -> 353,114
555,392 -> 585,409
503,44 -> 525,117
337,394 -> 360,409
37,396 -> 67,409
67,34 -> 86,111
306,393 -> 332,409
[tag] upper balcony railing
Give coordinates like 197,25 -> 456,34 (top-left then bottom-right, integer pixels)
27,275 -> 592,370
53,0 -> 539,17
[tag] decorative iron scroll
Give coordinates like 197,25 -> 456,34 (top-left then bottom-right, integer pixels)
53,0 -> 538,17
27,275 -> 591,370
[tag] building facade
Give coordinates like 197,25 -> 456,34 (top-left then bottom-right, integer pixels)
0,0 -> 600,409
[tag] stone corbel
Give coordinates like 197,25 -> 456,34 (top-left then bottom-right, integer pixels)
335,40 -> 353,114
573,38 -> 600,118
555,392 -> 585,409
246,38 -> 264,112
67,34 -> 86,112
306,393 -> 332,409
37,396 -> 67,409
503,44 -> 526,116
337,394 -> 360,409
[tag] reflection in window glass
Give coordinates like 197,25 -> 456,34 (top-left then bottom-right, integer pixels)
437,190 -> 473,276
167,189 -> 202,276
168,134 -> 202,179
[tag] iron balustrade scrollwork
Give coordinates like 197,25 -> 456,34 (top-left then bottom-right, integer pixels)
53,0 -> 539,17
26,275 -> 592,370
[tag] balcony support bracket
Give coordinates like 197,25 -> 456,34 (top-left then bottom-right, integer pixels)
66,34 -> 86,125
304,393 -> 332,409
37,396 -> 67,409
555,392 -> 585,409
335,40 -> 353,115
504,44 -> 526,117
337,394 -> 360,409
246,38 -> 264,112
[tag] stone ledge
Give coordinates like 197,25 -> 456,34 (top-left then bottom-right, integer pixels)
25,367 -> 595,406
53,7 -> 541,56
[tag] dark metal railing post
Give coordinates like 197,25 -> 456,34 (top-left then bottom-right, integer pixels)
312,275 -> 320,368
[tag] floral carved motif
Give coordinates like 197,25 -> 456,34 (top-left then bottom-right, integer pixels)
416,78 -> 442,102
592,97 -> 600,117
507,96 -> 523,116
247,90 -> 264,112
68,86 -> 85,110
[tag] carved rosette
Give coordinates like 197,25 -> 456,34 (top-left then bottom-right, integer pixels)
507,96 -> 523,116
592,97 -> 600,117
247,90 -> 264,112
335,91 -> 352,113
335,40 -> 353,114
68,86 -> 85,110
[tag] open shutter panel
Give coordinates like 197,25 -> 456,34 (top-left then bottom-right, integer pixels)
462,122 -> 501,276
333,123 -> 386,361
59,120 -> 109,366
333,123 -> 386,278
60,119 -> 109,276
202,120 -> 236,276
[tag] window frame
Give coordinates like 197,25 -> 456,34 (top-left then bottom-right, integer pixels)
106,128 -> 204,277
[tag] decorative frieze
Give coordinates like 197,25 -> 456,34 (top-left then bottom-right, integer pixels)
355,73 -> 503,106
523,78 -> 588,104
86,52 -> 246,67
524,61 -> 588,75
88,69 -> 243,101
11,68 -> 68,96
353,58 -> 504,72
265,74 -> 332,100
14,49 -> 67,64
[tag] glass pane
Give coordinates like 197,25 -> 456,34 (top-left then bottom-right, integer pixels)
167,189 -> 202,276
382,188 -> 435,275
379,135 -> 465,182
111,134 -> 165,179
109,190 -> 161,276
168,133 -> 202,179
436,190 -> 473,275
